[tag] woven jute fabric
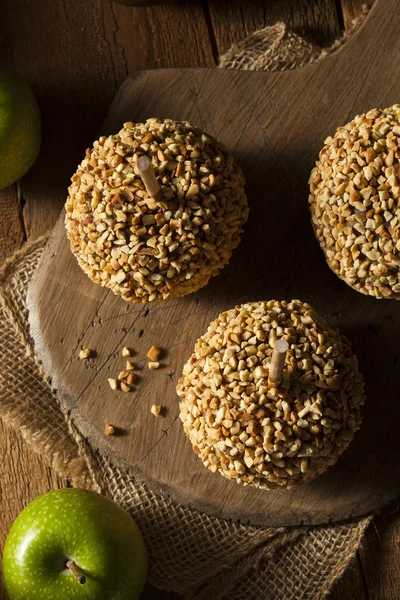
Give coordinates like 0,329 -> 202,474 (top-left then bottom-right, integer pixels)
219,22 -> 321,71
0,236 -> 372,600
0,14 -> 374,599
218,8 -> 369,71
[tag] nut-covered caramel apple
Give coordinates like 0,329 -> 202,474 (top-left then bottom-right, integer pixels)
65,118 -> 248,303
177,300 -> 365,489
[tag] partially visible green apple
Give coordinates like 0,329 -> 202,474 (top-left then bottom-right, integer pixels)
2,488 -> 147,600
0,65 -> 41,190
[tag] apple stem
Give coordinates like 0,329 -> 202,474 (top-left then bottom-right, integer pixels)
66,560 -> 86,585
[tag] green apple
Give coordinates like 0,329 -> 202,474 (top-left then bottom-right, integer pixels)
2,488 -> 147,600
0,65 -> 41,190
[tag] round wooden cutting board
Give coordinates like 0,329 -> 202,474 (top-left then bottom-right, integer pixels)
28,0 -> 400,526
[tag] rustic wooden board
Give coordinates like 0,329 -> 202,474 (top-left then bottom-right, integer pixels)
27,0 -> 400,526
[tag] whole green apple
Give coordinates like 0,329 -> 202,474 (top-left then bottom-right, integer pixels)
0,65 -> 41,190
2,488 -> 147,600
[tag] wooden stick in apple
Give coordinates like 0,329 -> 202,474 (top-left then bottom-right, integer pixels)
137,154 -> 162,201
66,560 -> 86,585
268,339 -> 289,387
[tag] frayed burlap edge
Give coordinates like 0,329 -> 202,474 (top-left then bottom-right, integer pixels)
219,6 -> 371,71
0,234 -> 94,489
0,235 -> 372,600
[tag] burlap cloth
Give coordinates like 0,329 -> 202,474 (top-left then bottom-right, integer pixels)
0,13 -> 375,600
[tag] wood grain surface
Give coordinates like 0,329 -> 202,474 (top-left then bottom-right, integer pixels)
28,0 -> 400,529
2,0 -> 399,598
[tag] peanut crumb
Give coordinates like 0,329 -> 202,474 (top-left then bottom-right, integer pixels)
148,361 -> 160,370
104,424 -> 115,436
120,382 -> 131,392
79,348 -> 93,360
108,378 -> 118,391
151,405 -> 161,417
127,373 -> 136,386
122,346 -> 133,357
126,361 -> 134,371
118,371 -> 129,380
147,346 -> 161,361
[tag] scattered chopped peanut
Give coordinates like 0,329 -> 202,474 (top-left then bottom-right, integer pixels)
108,378 -> 118,391
147,346 -> 161,361
148,361 -> 160,370
126,361 -> 134,371
120,382 -> 131,392
122,346 -> 133,357
118,371 -> 129,380
104,424 -> 115,436
79,348 -> 93,360
127,373 -> 136,386
151,405 -> 161,417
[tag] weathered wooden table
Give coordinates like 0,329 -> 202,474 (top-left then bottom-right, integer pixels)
1,1 -> 398,598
